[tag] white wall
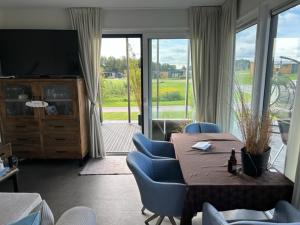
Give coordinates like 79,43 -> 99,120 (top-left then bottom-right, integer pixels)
103,9 -> 188,32
237,0 -> 263,19
237,0 -> 293,23
0,10 -> 2,27
0,8 -> 70,29
0,8 -> 188,32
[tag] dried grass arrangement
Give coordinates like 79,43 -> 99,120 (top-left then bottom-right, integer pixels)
234,85 -> 272,155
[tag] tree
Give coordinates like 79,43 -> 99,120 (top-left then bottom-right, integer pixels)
129,58 -> 142,113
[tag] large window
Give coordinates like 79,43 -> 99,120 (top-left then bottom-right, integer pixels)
264,5 -> 300,172
232,25 -> 257,138
150,39 -> 193,140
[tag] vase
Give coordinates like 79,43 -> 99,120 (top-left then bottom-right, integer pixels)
241,147 -> 271,177
138,114 -> 143,126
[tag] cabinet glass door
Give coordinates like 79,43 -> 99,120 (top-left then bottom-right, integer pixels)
4,85 -> 34,117
42,85 -> 74,117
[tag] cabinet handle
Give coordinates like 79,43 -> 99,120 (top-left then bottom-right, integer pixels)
56,150 -> 67,153
55,138 -> 66,141
54,125 -> 64,128
16,125 -> 26,128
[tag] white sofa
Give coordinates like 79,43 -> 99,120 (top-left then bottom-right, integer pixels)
0,193 -> 96,225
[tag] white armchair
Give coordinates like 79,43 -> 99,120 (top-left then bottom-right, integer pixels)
0,193 -> 96,225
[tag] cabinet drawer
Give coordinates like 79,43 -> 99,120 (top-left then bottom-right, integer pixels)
13,148 -> 43,159
11,145 -> 42,153
43,120 -> 79,133
4,133 -> 41,146
44,145 -> 80,152
45,150 -> 82,159
43,134 -> 80,145
5,121 -> 39,132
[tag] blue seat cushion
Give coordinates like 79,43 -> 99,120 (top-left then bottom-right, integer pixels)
8,212 -> 40,225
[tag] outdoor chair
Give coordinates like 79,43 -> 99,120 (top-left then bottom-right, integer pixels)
269,119 -> 290,168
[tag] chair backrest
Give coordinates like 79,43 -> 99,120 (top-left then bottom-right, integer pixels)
126,152 -> 156,210
184,122 -> 220,134
132,133 -> 153,158
184,123 -> 201,134
127,151 -> 186,217
278,120 -> 290,145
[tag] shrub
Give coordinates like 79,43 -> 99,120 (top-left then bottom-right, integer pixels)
160,91 -> 183,101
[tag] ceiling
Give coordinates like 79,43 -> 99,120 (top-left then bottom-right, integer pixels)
0,0 -> 225,9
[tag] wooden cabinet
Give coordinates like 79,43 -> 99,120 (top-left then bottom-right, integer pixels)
0,78 -> 88,159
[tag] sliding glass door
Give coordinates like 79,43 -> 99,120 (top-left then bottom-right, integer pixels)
100,35 -> 142,153
149,39 -> 193,140
231,24 -> 257,138
100,36 -> 142,123
264,4 -> 300,172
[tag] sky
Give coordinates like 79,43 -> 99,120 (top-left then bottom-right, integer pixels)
101,37 -> 189,69
101,37 -> 141,59
235,4 -> 300,63
101,5 -> 300,67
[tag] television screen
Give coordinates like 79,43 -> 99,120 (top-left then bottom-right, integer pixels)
0,29 -> 81,77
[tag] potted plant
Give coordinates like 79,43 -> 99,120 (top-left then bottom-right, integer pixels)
235,85 -> 272,177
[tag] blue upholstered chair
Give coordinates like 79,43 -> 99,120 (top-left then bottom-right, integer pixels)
132,133 -> 175,159
184,122 -> 221,134
202,201 -> 300,225
126,151 -> 186,225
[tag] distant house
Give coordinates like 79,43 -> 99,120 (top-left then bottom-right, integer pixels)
103,72 -> 124,78
168,68 -> 187,78
277,63 -> 297,74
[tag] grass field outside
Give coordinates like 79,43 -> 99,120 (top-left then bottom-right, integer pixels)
101,78 -> 193,107
102,70 -> 296,121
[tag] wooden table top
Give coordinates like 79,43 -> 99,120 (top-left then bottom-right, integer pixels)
171,133 -> 293,187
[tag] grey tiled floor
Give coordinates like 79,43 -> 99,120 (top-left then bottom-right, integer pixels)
0,160 -> 269,225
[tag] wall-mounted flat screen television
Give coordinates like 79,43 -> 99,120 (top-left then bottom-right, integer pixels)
0,29 -> 81,77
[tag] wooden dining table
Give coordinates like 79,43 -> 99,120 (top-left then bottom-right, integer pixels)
170,133 -> 294,225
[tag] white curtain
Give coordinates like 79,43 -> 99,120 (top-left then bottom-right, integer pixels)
189,7 -> 221,122
68,8 -> 105,158
216,0 -> 237,132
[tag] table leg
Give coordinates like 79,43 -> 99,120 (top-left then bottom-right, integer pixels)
12,174 -> 19,192
180,206 -> 194,225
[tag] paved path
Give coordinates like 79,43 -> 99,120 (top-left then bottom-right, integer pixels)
103,105 -> 191,112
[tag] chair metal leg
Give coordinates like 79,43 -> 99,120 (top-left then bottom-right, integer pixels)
168,217 -> 177,225
155,216 -> 164,225
269,144 -> 285,168
141,206 -> 146,214
145,214 -> 159,225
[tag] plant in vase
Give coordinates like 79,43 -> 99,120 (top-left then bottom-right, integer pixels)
235,85 -> 272,177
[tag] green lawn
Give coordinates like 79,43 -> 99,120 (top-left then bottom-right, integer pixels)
101,78 -> 193,107
235,70 -> 253,85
